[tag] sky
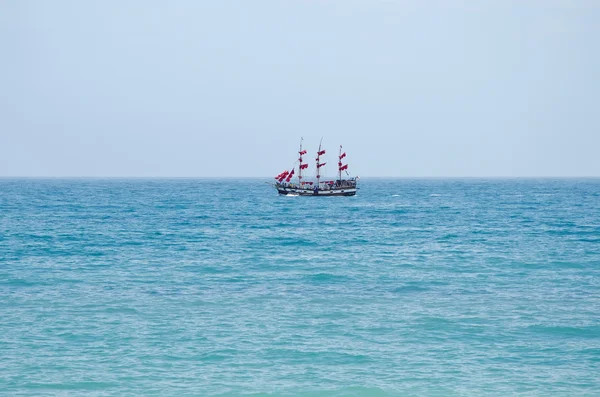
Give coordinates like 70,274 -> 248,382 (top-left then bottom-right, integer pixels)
1,0 -> 599,177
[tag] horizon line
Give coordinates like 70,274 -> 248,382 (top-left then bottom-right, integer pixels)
1,176 -> 600,179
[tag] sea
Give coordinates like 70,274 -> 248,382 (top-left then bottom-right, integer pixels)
1,178 -> 599,397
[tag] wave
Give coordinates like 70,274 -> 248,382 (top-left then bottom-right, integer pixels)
391,284 -> 429,294
216,387 -> 392,397
526,325 -> 600,338
305,272 -> 350,283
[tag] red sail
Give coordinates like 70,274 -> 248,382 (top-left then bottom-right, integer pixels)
300,164 -> 309,169
317,150 -> 326,156
339,164 -> 348,171
317,163 -> 326,168
277,170 -> 289,182
339,152 -> 346,160
338,161 -> 342,167
299,150 -> 307,155
285,169 -> 294,182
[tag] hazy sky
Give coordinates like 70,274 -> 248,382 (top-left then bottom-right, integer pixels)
1,0 -> 599,177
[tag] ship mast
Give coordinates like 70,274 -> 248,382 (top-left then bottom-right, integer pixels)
316,137 -> 325,188
298,138 -> 303,184
338,145 -> 348,181
298,137 -> 308,186
338,145 -> 342,182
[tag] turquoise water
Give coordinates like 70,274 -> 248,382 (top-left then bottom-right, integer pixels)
1,178 -> 599,396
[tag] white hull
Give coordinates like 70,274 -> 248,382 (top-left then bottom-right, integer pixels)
276,186 -> 357,196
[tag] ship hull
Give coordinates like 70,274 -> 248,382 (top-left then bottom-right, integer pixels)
276,187 -> 357,196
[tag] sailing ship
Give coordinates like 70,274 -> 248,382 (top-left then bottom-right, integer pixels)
273,138 -> 358,196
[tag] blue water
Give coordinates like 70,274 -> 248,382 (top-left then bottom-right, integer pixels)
1,178 -> 600,396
